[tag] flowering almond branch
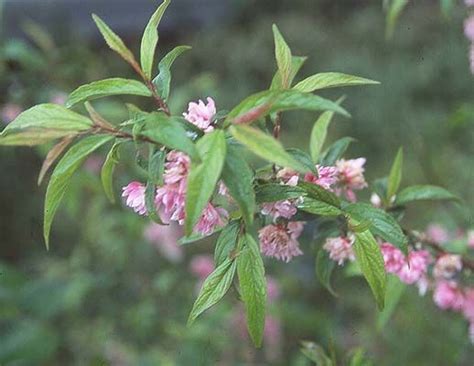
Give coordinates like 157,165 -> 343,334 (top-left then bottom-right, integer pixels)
1,0 -> 473,348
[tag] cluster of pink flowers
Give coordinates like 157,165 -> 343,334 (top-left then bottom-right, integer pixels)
259,222 -> 304,262
464,1 -> 474,73
143,222 -> 183,263
122,97 -> 228,236
323,235 -> 355,265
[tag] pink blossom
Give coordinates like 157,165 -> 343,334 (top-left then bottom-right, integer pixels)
259,222 -> 304,262
1,103 -> 22,124
183,97 -> 216,132
466,0 -> 474,6
467,230 -> 474,248
433,254 -> 462,279
143,223 -> 183,262
163,151 -> 190,185
267,276 -> 281,302
465,15 -> 474,42
426,223 -> 449,244
463,288 -> 474,322
323,235 -> 355,265
122,181 -> 147,215
304,165 -> 338,190
194,203 -> 228,235
397,249 -> 432,285
381,242 -> 405,273
276,167 -> 299,186
433,280 -> 464,311
261,199 -> 297,220
335,158 -> 368,201
155,184 -> 186,224
189,255 -> 215,279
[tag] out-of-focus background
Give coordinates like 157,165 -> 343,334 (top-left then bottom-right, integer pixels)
1,0 -> 474,365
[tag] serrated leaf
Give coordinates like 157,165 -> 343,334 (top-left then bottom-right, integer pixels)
0,104 -> 92,146
387,147 -> 403,200
229,124 -> 307,173
66,78 -> 151,108
237,233 -> 266,347
376,275 -> 405,330
37,136 -> 74,185
298,181 -> 341,208
153,45 -> 191,100
321,137 -> 355,166
316,248 -> 337,296
44,135 -> 113,248
184,130 -> 226,235
255,183 -> 306,204
272,24 -> 293,88
214,220 -> 240,266
221,143 -> 255,225
140,0 -> 171,79
188,257 -> 236,325
297,197 -> 342,216
353,230 -> 387,310
92,14 -> 137,67
394,185 -> 459,206
270,55 -> 307,90
101,141 -> 121,203
286,148 -> 317,174
293,72 -> 379,93
344,202 -> 407,254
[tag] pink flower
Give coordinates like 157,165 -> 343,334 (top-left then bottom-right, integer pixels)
83,155 -> 103,174
397,249 -> 432,285
304,165 -> 338,190
276,168 -> 299,186
267,276 -> 281,302
155,183 -> 186,224
189,255 -> 215,280
335,158 -> 368,201
261,199 -> 297,220
466,0 -> 474,6
122,181 -> 147,215
426,223 -> 449,244
1,103 -> 22,124
323,235 -> 355,266
143,222 -> 183,263
163,151 -> 190,185
194,203 -> 228,235
381,242 -> 405,273
433,254 -> 462,279
183,97 -> 216,132
465,15 -> 474,42
50,92 -> 67,105
467,230 -> 474,249
463,288 -> 474,322
433,280 -> 464,311
370,193 -> 382,208
259,222 -> 304,262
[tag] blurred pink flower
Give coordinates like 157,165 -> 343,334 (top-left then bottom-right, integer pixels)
381,242 -> 405,273
122,181 -> 147,215
163,151 -> 190,185
463,288 -> 474,322
470,44 -> 474,75
323,235 -> 355,266
264,315 -> 282,362
267,276 -> 281,302
50,92 -> 67,105
465,15 -> 474,42
143,222 -> 183,263
261,199 -> 297,220
370,192 -> 382,208
183,97 -> 216,132
194,203 -> 228,235
433,280 -> 464,311
155,183 -> 186,224
83,155 -> 103,174
416,275 -> 430,296
466,0 -> 474,6
189,255 -> 214,280
397,249 -> 432,285
426,223 -> 449,244
304,165 -> 338,190
433,254 -> 462,280
467,230 -> 474,248
277,167 -> 299,186
259,222 -> 304,262
335,158 -> 368,202
1,103 -> 22,124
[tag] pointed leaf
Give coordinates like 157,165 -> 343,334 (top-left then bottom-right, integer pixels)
270,55 -> 307,90
321,137 -> 355,166
286,148 -> 317,174
297,197 -> 342,216
214,220 -> 240,266
101,141 -> 121,203
376,275 -> 405,330
272,24 -> 292,88
293,72 -> 379,93
394,185 -> 459,206
255,183 -> 306,204
387,147 -> 403,200
37,136 -> 74,185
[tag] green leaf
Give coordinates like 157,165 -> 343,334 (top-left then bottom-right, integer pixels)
37,136 -> 74,185
92,14 -> 137,67
376,275 -> 405,330
229,124 -> 307,173
272,24 -> 293,88
394,185 -> 459,206
255,183 -> 306,204
188,257 -> 236,325
270,55 -> 307,90
387,147 -> 403,200
100,141 -> 121,203
153,45 -> 192,101
214,220 -> 240,266
300,341 -> 333,366
297,197 -> 342,216
321,137 -> 355,166
237,233 -> 266,347
140,113 -> 199,160
184,130 -> 227,235
293,72 -> 379,93
44,135 -> 113,248
353,230 -> 387,310
0,104 -> 92,146
221,142 -> 256,225
145,181 -> 163,224
316,248 -> 337,296
344,202 -> 407,254
286,148 -> 317,174
148,149 -> 165,185
140,0 -> 171,79
386,0 -> 409,39
298,181 -> 341,208
66,78 -> 151,108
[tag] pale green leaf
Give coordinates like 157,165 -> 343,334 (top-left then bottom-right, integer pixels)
101,141 -> 121,203
376,275 -> 405,330
394,185 -> 459,206
321,137 -> 355,166
293,72 -> 379,93
37,136 -> 74,185
297,197 -> 342,216
214,220 -> 240,266
272,24 -> 293,88
387,147 -> 403,200
270,55 -> 307,90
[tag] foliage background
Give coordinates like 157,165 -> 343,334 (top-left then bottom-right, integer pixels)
1,0 -> 473,365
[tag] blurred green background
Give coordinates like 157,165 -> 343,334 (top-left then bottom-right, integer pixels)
1,0 -> 474,365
